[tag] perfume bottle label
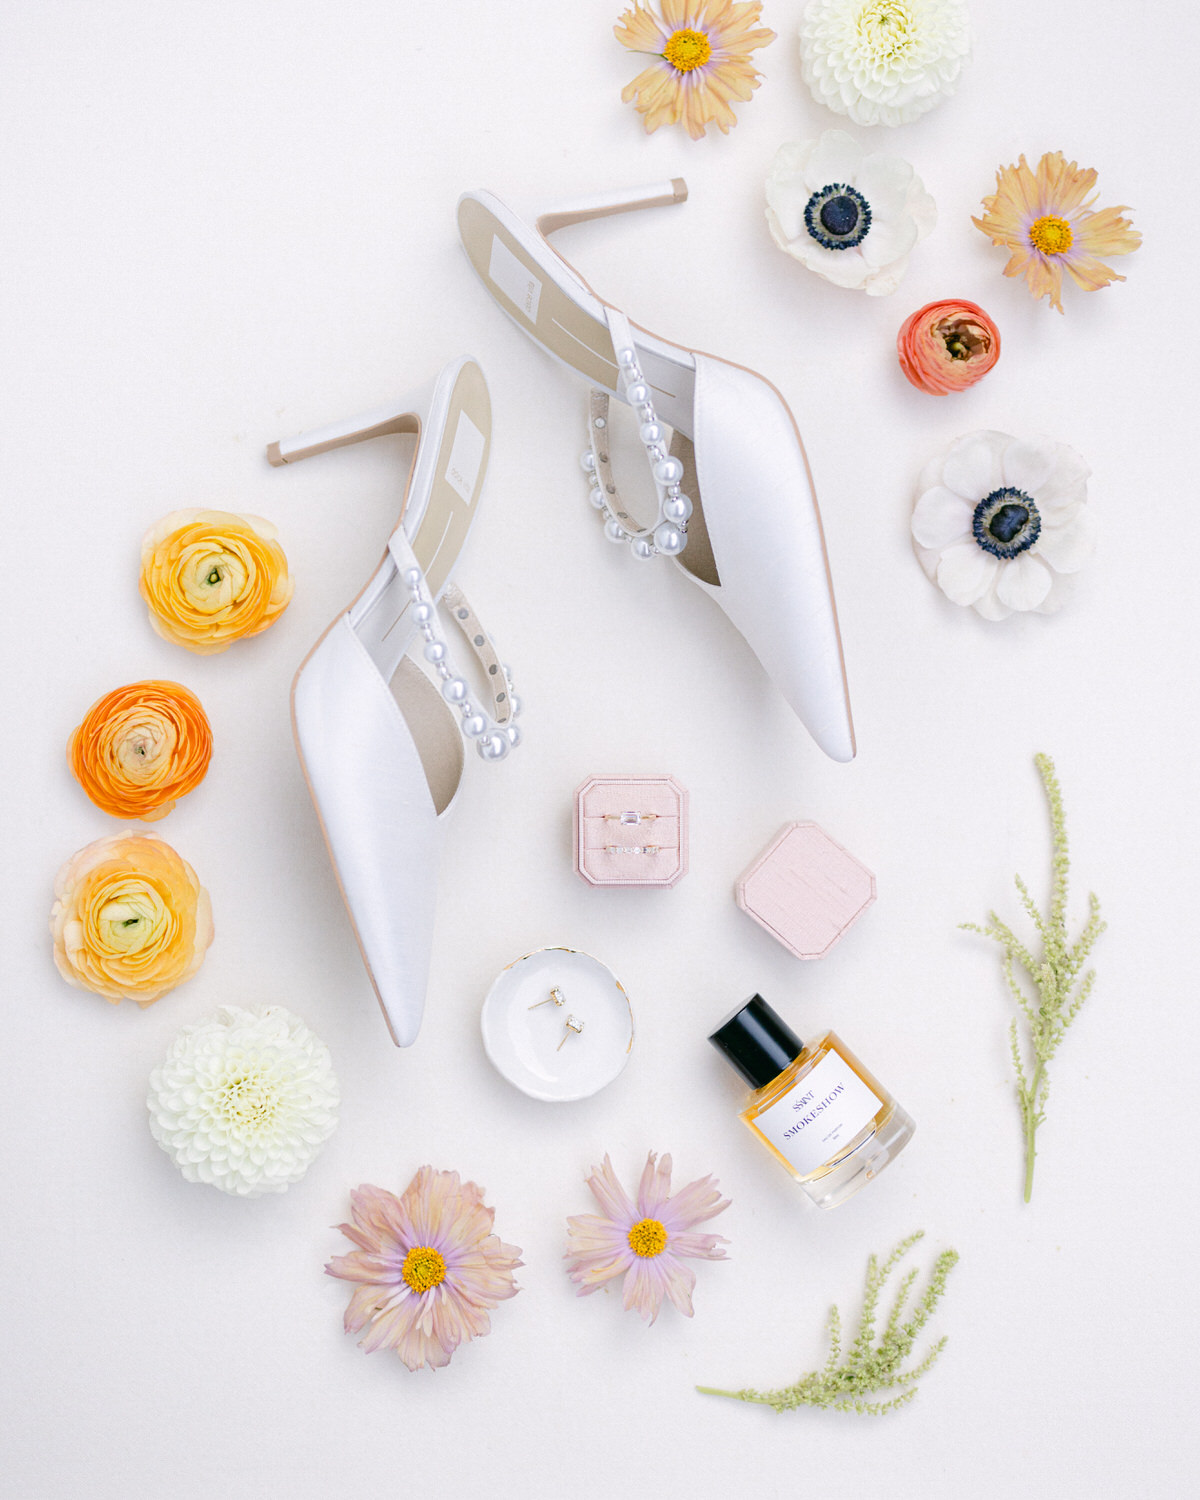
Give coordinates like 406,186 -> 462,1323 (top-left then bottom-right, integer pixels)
488,236 -> 542,323
754,1051 -> 882,1177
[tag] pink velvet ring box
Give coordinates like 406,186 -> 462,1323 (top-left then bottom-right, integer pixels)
735,821 -> 875,958
574,776 -> 688,888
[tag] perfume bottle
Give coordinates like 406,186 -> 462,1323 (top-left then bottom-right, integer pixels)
709,994 -> 914,1210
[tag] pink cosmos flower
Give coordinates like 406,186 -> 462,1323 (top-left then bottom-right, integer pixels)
325,1168 -> 522,1371
564,1152 -> 730,1323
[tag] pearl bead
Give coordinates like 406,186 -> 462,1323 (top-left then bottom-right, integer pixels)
626,381 -> 649,406
442,677 -> 468,704
618,348 -> 637,368
401,567 -> 422,589
478,732 -> 510,761
654,456 -> 683,485
588,487 -> 607,510
423,641 -> 447,664
462,713 -> 487,738
630,536 -> 656,561
412,601 -> 433,624
580,450 -> 596,472
653,522 -> 687,556
664,493 -> 693,523
639,422 -> 663,446
504,724 -> 522,748
637,403 -> 655,422
604,517 -> 627,543
509,694 -> 523,718
436,661 -> 452,680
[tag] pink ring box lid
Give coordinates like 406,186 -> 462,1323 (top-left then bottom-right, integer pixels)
735,821 -> 875,959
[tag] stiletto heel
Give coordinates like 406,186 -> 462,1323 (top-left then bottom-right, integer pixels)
458,182 -> 855,763
270,357 -> 521,1048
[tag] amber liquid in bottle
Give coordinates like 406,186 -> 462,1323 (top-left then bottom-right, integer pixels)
740,1030 -> 914,1210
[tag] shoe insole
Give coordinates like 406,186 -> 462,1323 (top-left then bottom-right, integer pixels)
351,360 -> 492,685
458,195 -> 696,436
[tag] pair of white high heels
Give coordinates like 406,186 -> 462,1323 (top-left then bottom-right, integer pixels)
270,181 -> 856,1049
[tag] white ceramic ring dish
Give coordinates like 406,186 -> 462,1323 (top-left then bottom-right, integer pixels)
480,947 -> 634,1102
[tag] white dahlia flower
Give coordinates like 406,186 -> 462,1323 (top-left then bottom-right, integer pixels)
148,1005 -> 339,1197
911,431 -> 1096,621
800,0 -> 972,128
766,130 -> 936,295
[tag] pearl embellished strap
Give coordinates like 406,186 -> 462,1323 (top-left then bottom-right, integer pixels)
578,309 -> 693,562
391,531 -> 522,762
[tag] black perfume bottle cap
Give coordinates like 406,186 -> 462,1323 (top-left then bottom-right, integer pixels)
708,994 -> 804,1090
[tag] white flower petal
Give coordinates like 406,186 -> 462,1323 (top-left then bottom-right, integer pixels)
937,541 -> 998,605
803,129 -> 864,189
995,553 -> 1053,611
1001,437 -> 1058,495
973,587 -> 1012,621
860,210 -> 918,269
855,154 -> 914,216
941,431 -> 1008,501
912,486 -> 973,549
1038,483 -> 1086,522
1035,508 -> 1096,574
1038,444 -> 1092,507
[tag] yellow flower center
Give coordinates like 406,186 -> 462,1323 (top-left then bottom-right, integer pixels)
627,1218 -> 668,1257
401,1245 -> 447,1293
663,28 -> 712,72
218,1069 -> 278,1127
1028,215 -> 1074,255
857,2 -> 917,62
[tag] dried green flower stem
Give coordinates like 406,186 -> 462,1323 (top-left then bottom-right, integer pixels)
962,753 -> 1105,1203
697,1232 -> 959,1416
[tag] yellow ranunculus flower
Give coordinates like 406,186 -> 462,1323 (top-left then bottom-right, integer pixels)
50,835 -> 214,1006
139,509 -> 293,655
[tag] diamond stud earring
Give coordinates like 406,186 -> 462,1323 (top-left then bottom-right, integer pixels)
557,1014 -> 585,1050
529,986 -> 566,1010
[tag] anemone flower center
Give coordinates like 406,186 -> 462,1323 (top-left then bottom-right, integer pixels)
804,183 -> 872,251
627,1218 -> 669,1257
972,487 -> 1042,560
401,1245 -> 447,1293
663,28 -> 712,71
857,1 -> 917,61
1029,215 -> 1074,256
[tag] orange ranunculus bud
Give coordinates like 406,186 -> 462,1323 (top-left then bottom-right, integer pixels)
50,835 -> 214,1006
68,680 -> 212,821
897,300 -> 1000,395
139,509 -> 293,654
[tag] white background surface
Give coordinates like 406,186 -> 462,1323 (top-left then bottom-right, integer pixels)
3,2 -> 1197,1496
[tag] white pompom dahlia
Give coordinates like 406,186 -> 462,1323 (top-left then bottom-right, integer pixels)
800,0 -> 971,128
148,1005 -> 339,1197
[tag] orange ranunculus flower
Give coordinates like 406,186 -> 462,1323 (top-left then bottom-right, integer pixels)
67,680 -> 213,821
897,300 -> 1001,395
50,835 -> 214,1006
139,509 -> 294,655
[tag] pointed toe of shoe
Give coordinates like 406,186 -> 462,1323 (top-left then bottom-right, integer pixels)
292,619 -> 446,1046
691,356 -> 856,761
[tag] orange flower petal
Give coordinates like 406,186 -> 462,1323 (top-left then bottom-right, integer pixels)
68,680 -> 213,820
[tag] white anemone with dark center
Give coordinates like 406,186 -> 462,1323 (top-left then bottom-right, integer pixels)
766,129 -> 936,295
911,430 -> 1095,621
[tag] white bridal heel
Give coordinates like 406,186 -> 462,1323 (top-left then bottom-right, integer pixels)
268,357 -> 520,1047
458,182 -> 855,762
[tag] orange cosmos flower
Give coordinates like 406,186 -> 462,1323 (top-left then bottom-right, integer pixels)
615,1 -> 775,141
68,680 -> 212,821
140,509 -> 293,654
972,151 -> 1140,314
897,300 -> 1001,395
50,834 -> 213,1006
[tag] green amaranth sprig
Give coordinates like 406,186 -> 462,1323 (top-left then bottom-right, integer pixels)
697,1232 -> 959,1416
962,752 -> 1105,1203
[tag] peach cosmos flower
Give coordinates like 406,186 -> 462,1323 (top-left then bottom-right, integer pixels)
564,1152 -> 730,1323
897,300 -> 1000,395
326,1170 -> 522,1371
68,680 -> 212,821
972,151 -> 1141,314
139,509 -> 293,654
615,1 -> 775,141
50,834 -> 213,1005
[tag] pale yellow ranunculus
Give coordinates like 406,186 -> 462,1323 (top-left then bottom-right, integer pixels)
50,834 -> 214,1006
139,509 -> 293,655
